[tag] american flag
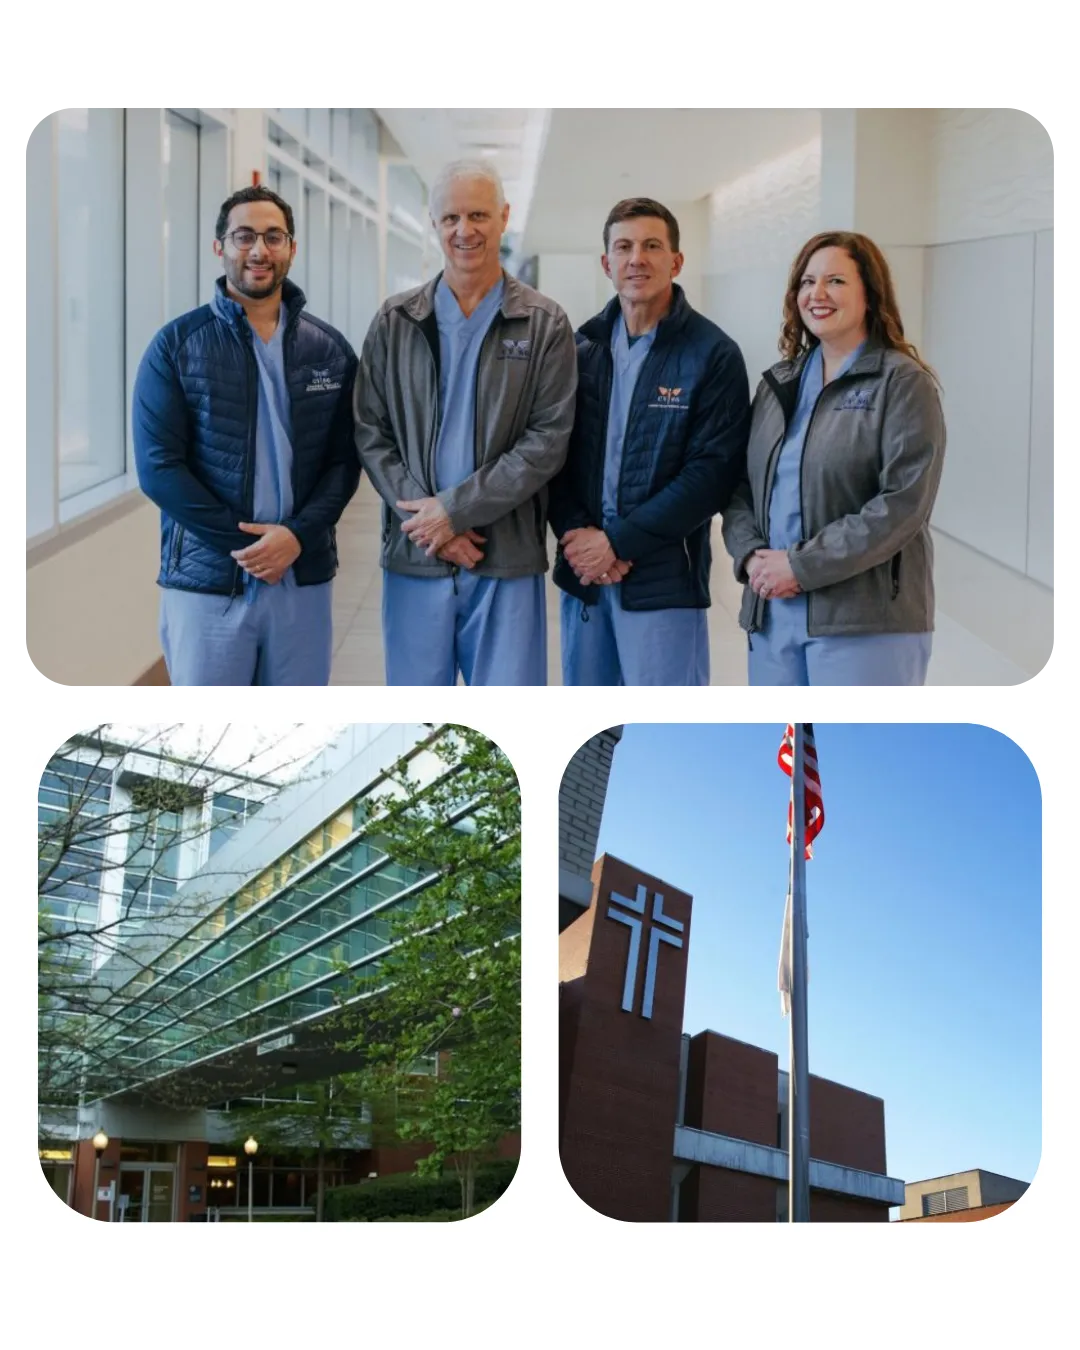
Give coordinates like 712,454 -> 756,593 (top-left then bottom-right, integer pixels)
778,723 -> 824,860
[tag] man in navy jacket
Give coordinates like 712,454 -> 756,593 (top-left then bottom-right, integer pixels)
133,186 -> 359,685
549,198 -> 750,685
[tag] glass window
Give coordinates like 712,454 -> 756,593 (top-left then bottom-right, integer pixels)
119,1141 -> 179,1163
387,234 -> 424,297
163,111 -> 200,320
41,1163 -> 73,1204
210,792 -> 262,856
120,807 -> 183,927
55,109 -> 126,503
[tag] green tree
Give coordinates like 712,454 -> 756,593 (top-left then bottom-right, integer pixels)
222,1074 -> 369,1222
338,726 -> 520,1218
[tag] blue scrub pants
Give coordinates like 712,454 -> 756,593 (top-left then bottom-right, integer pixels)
160,580 -> 333,686
560,587 -> 710,686
748,595 -> 931,686
382,570 -> 546,686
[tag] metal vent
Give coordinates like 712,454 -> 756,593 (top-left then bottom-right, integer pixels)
922,1185 -> 969,1216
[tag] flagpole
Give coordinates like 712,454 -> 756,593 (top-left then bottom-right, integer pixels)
789,724 -> 811,1223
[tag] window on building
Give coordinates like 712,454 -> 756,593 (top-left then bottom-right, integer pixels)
40,1152 -> 74,1205
209,793 -> 263,856
55,109 -> 126,507
38,756 -> 113,942
922,1185 -> 970,1216
163,110 -> 201,320
121,806 -> 184,926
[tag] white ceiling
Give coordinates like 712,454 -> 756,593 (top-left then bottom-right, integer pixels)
523,109 -> 820,253
375,108 -> 549,242
374,108 -> 821,257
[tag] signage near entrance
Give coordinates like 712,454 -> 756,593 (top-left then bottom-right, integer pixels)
257,1032 -> 295,1056
97,1183 -> 114,1202
188,1185 -> 202,1204
607,884 -> 684,1019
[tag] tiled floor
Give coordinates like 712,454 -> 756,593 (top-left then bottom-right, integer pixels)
330,478 -> 1050,686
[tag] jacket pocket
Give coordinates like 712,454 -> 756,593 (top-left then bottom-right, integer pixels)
890,551 -> 902,599
170,524 -> 186,572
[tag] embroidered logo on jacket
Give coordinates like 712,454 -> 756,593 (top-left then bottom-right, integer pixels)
837,387 -> 874,410
305,367 -> 342,393
647,385 -> 689,410
498,338 -> 531,361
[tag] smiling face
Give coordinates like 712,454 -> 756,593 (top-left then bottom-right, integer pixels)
602,216 -> 683,309
213,199 -> 295,302
433,175 -> 509,286
797,245 -> 869,353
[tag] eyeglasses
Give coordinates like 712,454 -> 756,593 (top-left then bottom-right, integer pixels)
224,228 -> 292,252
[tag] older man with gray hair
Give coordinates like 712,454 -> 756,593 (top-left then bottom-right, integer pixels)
353,159 -> 577,685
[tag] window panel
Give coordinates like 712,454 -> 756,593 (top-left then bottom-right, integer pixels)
55,109 -> 125,501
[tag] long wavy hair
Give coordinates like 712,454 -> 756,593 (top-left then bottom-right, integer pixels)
779,231 -> 937,380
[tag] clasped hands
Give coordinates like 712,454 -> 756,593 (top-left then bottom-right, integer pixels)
561,527 -> 633,587
395,502 -> 636,584
231,522 -> 301,584
398,496 -> 485,569
746,548 -> 801,600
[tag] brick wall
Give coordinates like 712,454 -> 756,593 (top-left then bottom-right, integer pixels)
686,1032 -> 779,1146
810,1192 -> 890,1222
560,855 -> 692,1221
903,1201 -> 1016,1223
809,1075 -> 887,1175
559,729 -> 623,882
683,1167 -> 777,1222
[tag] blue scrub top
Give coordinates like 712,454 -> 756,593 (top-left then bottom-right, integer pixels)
433,276 -> 505,493
250,309 -> 296,590
768,343 -> 864,548
602,311 -> 656,526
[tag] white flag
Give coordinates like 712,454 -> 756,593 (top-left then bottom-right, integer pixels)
777,890 -> 809,1017
778,889 -> 792,1017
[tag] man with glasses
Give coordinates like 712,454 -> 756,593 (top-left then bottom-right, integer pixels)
133,185 -> 359,685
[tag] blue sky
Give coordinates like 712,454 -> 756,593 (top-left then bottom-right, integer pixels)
593,723 -> 1042,1192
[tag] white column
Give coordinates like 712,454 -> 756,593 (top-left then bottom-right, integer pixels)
125,110 -> 168,459
820,110 -> 933,350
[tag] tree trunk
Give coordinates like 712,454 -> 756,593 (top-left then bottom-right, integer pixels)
463,1154 -> 475,1219
316,1141 -> 325,1223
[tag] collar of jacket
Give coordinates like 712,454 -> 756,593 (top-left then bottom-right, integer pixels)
765,340 -> 888,386
211,276 -> 308,330
577,283 -> 691,346
397,269 -> 529,322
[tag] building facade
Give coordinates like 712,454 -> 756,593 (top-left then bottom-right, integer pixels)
39,723 -> 519,1220
559,854 -> 904,1221
897,1168 -> 1029,1222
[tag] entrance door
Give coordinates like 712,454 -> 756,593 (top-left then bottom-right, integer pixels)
118,1166 -> 175,1221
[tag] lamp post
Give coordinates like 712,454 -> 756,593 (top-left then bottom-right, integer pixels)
244,1136 -> 258,1223
91,1129 -> 109,1221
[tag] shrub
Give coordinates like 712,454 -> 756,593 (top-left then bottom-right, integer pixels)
323,1159 -> 516,1222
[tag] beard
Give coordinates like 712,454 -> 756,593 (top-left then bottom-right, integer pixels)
225,256 -> 289,300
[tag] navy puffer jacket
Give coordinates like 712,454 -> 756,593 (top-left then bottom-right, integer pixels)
134,278 -> 360,595
549,286 -> 750,610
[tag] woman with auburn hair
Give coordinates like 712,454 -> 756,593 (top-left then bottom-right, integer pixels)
722,230 -> 946,685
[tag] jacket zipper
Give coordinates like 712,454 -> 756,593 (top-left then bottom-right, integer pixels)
473,311 -> 504,473
401,311 -> 440,494
760,364 -> 869,634
239,326 -> 259,597
171,524 -> 185,571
